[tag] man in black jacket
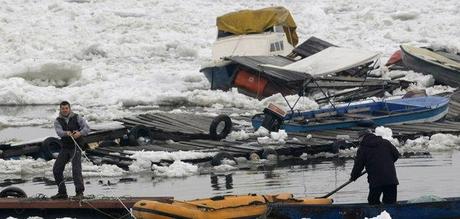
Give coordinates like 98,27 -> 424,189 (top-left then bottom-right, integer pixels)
350,129 -> 400,205
51,101 -> 90,199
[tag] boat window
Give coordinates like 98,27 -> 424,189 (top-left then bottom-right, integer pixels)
270,41 -> 284,52
275,42 -> 280,51
270,43 -> 276,52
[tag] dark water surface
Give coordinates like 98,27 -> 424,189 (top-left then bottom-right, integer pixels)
5,151 -> 460,204
2,106 -> 459,204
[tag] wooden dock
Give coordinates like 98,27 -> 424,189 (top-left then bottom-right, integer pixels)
0,196 -> 171,219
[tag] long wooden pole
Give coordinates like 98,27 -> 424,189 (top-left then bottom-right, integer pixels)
317,171 -> 367,199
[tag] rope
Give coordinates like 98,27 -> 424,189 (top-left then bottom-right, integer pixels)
81,200 -> 121,219
70,136 -> 136,219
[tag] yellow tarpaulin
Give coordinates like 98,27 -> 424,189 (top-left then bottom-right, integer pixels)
216,6 -> 298,46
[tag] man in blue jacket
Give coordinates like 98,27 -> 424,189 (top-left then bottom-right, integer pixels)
51,101 -> 90,199
350,129 -> 400,205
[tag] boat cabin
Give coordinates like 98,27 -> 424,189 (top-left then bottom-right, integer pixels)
211,6 -> 298,60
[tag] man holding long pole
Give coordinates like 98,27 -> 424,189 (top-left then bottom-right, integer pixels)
350,129 -> 400,205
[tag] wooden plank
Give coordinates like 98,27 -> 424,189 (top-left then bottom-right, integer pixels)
195,139 -> 261,151
179,141 -> 250,154
157,113 -> 211,132
137,114 -> 194,133
141,114 -> 206,134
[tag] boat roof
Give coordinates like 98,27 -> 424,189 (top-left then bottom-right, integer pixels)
260,47 -> 380,76
226,56 -> 310,83
216,6 -> 298,46
401,45 -> 460,70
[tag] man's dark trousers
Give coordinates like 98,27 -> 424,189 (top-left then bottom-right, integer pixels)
368,184 -> 397,205
52,146 -> 84,195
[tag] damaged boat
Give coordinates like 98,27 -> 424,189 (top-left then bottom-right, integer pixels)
388,45 -> 460,88
252,95 -> 449,132
200,6 -> 298,92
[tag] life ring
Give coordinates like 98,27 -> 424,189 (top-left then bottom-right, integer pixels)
261,148 -> 278,160
211,152 -> 237,166
40,137 -> 62,161
128,125 -> 153,146
209,115 -> 232,140
0,186 -> 27,198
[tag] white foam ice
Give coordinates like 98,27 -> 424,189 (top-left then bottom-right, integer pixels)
365,210 -> 392,219
384,70 -> 457,96
226,130 -> 250,141
128,150 -> 216,173
254,126 -> 270,137
374,126 -> 400,146
1,0 -> 457,127
402,133 -> 460,152
3,59 -> 82,87
0,157 -> 124,178
257,129 -> 288,145
0,150 -> 222,179
151,160 -> 199,178
213,163 -> 238,172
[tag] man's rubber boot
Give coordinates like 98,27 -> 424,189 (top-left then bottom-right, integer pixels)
51,193 -> 68,200
73,192 -> 84,200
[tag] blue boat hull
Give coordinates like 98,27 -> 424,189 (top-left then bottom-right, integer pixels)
252,96 -> 449,132
269,197 -> 460,219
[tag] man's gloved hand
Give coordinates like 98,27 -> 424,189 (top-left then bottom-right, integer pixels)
72,131 -> 82,139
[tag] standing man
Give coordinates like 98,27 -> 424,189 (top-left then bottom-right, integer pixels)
350,129 -> 400,205
52,101 -> 90,199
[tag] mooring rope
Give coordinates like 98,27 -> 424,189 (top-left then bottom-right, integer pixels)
70,136 -> 136,219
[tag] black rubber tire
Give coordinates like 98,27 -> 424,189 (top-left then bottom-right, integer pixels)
128,125 -> 153,146
209,115 -> 232,140
211,152 -> 236,166
40,137 -> 62,161
261,148 -> 278,160
0,186 -> 27,198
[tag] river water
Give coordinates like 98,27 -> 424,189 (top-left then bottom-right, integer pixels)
4,150 -> 459,204
1,105 -> 460,204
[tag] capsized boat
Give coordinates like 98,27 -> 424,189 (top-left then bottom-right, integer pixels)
132,193 -> 332,219
252,96 -> 449,132
269,196 -> 460,219
400,45 -> 460,88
